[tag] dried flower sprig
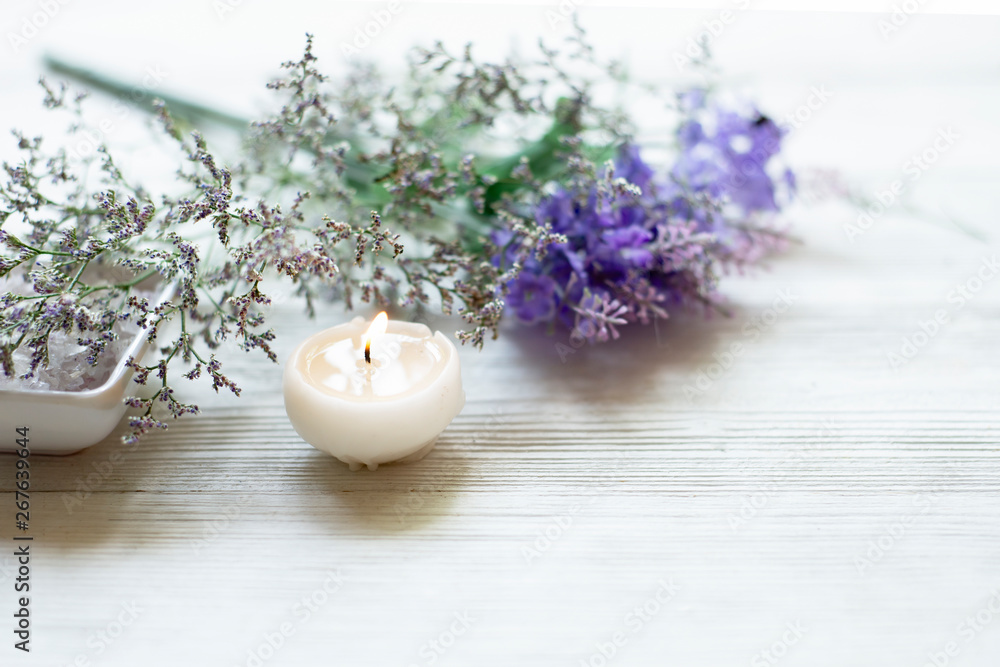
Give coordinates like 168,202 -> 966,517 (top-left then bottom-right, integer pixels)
1,80 -> 405,443
1,24 -> 793,442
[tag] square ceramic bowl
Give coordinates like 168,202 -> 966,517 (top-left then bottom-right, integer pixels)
0,278 -> 171,455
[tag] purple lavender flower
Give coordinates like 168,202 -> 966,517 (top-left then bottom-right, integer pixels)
494,98 -> 791,343
673,108 -> 785,215
615,144 -> 654,192
506,273 -> 557,324
678,88 -> 707,113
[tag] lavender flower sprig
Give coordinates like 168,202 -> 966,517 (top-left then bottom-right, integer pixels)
1,26 -> 793,443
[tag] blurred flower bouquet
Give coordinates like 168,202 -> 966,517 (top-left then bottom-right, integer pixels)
0,27 -> 794,441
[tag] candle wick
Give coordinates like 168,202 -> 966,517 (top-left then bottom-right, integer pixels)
365,339 -> 372,365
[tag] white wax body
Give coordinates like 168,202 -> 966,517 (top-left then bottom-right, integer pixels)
282,317 -> 464,470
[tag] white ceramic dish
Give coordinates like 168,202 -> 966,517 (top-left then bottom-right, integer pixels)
0,279 -> 170,455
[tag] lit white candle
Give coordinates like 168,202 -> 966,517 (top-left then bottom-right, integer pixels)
283,312 -> 464,471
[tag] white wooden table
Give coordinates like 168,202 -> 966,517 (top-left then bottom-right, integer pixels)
2,4 -> 999,665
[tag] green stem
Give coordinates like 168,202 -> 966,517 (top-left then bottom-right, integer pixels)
66,259 -> 90,292
44,55 -> 249,129
78,267 -> 159,297
8,236 -> 75,257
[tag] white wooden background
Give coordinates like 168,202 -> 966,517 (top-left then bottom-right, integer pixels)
2,3 -> 1000,666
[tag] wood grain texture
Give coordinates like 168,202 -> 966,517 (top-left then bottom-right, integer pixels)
2,4 -> 1000,667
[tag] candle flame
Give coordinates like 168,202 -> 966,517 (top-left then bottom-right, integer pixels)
364,311 -> 388,364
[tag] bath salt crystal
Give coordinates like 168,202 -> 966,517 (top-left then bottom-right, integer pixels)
0,319 -> 145,392
1,276 -> 155,393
